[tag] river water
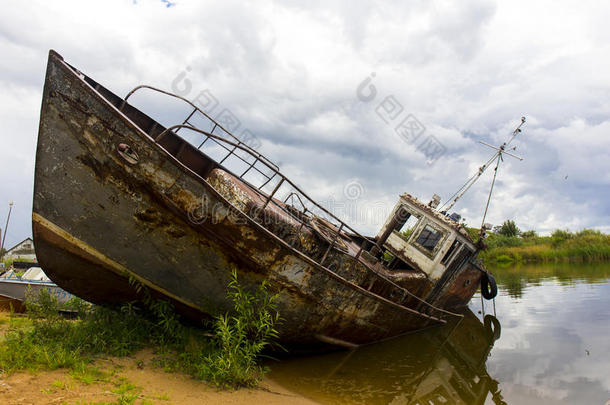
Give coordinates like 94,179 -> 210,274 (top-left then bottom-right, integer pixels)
268,263 -> 610,404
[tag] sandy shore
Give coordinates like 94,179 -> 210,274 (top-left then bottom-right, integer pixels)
0,312 -> 316,405
0,349 -> 317,405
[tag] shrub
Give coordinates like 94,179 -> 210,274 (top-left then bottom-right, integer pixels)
520,230 -> 538,239
486,234 -> 524,249
498,220 -> 520,237
551,229 -> 573,247
194,269 -> 281,388
576,229 -> 602,238
465,227 -> 480,241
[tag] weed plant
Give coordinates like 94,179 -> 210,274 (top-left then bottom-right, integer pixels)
0,268 -> 280,389
193,269 -> 281,387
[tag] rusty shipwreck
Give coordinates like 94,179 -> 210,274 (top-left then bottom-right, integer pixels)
33,50 -> 495,348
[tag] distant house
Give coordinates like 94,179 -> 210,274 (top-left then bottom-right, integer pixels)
4,237 -> 37,262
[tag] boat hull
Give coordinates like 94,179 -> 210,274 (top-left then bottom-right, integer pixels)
33,51 -> 480,347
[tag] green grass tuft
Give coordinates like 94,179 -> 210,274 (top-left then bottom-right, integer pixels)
0,267 -> 280,390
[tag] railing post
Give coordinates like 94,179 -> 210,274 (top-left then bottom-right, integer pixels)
262,178 -> 284,210
197,136 -> 210,149
289,221 -> 306,249
320,223 -> 344,266
354,239 -> 367,260
176,107 -> 197,133
219,145 -> 239,165
240,157 -> 259,178
258,172 -> 277,190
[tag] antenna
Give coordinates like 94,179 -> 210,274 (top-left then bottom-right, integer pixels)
439,117 -> 526,216
1,201 -> 14,258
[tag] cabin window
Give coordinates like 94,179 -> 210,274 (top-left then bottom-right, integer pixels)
392,207 -> 420,240
400,216 -> 420,239
441,239 -> 462,265
415,225 -> 443,252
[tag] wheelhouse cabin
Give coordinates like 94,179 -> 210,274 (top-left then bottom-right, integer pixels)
375,193 -> 476,281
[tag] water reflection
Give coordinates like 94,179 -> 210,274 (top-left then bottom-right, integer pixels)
269,309 -> 503,404
269,263 -> 610,404
474,263 -> 610,404
491,262 -> 610,299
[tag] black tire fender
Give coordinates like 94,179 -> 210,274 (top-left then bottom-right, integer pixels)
481,272 -> 498,300
484,314 -> 502,341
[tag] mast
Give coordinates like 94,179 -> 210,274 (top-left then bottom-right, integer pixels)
438,117 -> 526,231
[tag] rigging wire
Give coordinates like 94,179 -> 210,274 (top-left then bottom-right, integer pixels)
438,153 -> 499,212
438,117 -> 526,216
479,154 -> 502,231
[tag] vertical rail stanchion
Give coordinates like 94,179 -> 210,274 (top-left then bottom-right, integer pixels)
321,223 -> 344,266
262,178 -> 284,210
219,144 -> 240,165
240,157 -> 259,178
176,107 -> 197,133
259,173 -> 276,190
197,136 -> 210,149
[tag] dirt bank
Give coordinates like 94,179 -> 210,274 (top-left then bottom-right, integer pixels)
0,311 -> 316,405
0,349 -> 316,405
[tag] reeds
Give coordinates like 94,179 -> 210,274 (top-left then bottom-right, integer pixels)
480,229 -> 610,265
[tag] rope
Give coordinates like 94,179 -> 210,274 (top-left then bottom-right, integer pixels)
479,154 -> 502,232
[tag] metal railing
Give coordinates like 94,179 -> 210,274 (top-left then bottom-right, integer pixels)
154,124 -> 377,251
122,86 -> 462,321
124,85 -> 279,172
154,124 -> 460,321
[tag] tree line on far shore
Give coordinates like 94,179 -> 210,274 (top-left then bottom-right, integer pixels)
466,220 -> 610,265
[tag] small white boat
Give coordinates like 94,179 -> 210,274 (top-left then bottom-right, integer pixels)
0,267 -> 74,311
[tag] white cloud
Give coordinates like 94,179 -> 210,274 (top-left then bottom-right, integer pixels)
0,0 -> 609,247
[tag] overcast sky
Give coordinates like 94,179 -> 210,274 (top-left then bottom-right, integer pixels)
1,0 -> 609,249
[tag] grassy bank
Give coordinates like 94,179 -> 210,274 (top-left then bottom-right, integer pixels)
479,229 -> 610,265
0,270 -> 280,391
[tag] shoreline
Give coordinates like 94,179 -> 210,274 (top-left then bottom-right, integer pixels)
0,348 -> 317,405
0,311 -> 316,405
